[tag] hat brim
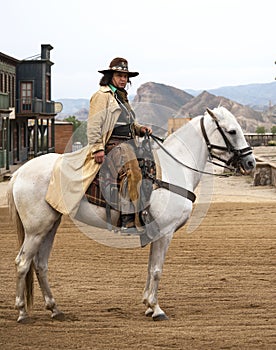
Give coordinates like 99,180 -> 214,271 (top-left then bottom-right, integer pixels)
98,69 -> 139,78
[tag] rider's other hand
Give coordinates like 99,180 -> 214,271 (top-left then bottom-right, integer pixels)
93,150 -> 105,164
141,126 -> 152,135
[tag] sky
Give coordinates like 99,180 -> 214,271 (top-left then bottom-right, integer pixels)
1,0 -> 276,99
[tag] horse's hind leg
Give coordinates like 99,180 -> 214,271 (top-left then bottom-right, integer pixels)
15,234 -> 45,323
33,218 -> 64,320
15,247 -> 30,323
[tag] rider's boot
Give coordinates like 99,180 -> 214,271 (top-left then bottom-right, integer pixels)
120,213 -> 137,233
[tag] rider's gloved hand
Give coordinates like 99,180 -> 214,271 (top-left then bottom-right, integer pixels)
140,126 -> 152,136
93,150 -> 105,164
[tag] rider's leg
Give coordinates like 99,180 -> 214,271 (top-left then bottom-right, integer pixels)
120,143 -> 142,231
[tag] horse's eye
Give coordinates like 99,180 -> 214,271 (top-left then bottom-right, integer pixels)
228,130 -> 236,135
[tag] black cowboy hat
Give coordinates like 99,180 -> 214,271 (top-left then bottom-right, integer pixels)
98,57 -> 139,77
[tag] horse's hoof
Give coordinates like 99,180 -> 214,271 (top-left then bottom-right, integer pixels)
17,315 -> 33,324
52,311 -> 65,321
145,308 -> 154,317
153,313 -> 169,321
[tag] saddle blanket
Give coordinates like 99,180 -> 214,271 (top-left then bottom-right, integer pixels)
85,147 -> 160,210
85,173 -> 119,209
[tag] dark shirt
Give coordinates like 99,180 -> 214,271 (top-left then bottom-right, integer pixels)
111,88 -> 135,138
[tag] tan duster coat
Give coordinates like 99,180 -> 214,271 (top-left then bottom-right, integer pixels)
46,85 -> 143,215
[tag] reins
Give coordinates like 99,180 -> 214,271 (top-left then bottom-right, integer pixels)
141,133 -> 197,202
150,133 -> 231,177
150,134 -> 222,175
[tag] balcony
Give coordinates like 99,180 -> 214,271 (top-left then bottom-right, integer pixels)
46,101 -> 55,114
16,98 -> 56,115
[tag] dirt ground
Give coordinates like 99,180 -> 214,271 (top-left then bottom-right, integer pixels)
0,166 -> 275,349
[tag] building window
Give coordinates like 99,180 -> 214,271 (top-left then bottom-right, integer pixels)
0,72 -> 3,92
46,75 -> 50,101
11,75 -> 15,107
4,74 -> 8,93
8,75 -> 12,105
21,82 -> 33,112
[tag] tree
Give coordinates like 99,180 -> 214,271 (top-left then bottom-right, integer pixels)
64,116 -> 87,145
256,126 -> 266,134
271,126 -> 276,134
73,121 -> 87,145
64,115 -> 81,131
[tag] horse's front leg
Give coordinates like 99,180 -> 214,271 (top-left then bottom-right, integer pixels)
143,232 -> 173,321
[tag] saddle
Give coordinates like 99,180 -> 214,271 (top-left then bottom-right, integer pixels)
85,136 -> 157,230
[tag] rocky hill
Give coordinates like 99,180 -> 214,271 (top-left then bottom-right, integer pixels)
133,83 -> 273,133
56,81 -> 276,133
187,81 -> 276,109
176,90 -> 271,132
133,82 -> 193,110
132,82 -> 193,132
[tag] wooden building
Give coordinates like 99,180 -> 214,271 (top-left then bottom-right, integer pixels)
0,44 -> 57,174
0,52 -> 18,170
167,117 -> 192,135
16,44 -> 56,161
54,121 -> 73,154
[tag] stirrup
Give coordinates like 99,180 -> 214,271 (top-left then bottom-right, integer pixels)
120,226 -> 139,234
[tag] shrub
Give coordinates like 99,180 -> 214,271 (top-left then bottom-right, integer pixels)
256,126 -> 266,134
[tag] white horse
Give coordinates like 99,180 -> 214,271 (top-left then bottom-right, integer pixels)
7,107 -> 255,323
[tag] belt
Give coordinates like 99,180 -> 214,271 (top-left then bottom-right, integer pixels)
109,135 -> 132,141
112,124 -> 132,138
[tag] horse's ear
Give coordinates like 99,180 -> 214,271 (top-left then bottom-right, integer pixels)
206,108 -> 218,121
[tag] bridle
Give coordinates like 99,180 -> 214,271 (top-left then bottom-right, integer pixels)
149,113 -> 253,176
200,115 -> 253,171
145,112 -> 253,203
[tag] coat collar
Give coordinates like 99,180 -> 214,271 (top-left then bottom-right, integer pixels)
99,85 -> 113,94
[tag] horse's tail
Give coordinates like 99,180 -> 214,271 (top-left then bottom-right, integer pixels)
7,174 -> 34,309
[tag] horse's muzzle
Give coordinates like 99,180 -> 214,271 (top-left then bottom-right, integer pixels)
228,147 -> 256,175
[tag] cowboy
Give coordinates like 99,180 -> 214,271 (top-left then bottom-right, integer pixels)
89,57 -> 152,232
45,58 -> 152,231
